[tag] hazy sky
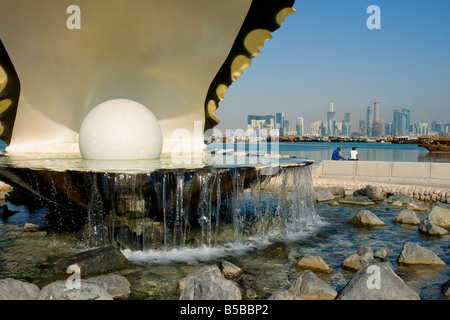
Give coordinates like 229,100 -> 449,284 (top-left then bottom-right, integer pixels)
215,0 -> 450,132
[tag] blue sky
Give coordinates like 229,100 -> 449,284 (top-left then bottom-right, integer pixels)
215,0 -> 450,132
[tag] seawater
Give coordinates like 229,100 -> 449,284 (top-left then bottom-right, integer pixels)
209,141 -> 450,164
0,145 -> 449,300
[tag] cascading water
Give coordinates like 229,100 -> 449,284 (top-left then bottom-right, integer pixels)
83,163 -> 320,253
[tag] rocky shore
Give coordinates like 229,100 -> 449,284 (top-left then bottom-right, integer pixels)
0,181 -> 448,300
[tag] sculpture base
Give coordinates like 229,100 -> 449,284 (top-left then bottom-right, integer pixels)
0,153 -> 316,250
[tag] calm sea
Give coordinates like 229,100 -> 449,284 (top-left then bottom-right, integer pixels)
208,141 -> 450,164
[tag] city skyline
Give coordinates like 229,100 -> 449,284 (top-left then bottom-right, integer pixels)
215,1 -> 450,133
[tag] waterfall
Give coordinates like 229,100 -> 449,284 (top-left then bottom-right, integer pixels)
82,164 -> 320,251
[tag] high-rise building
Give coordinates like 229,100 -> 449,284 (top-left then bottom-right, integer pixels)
359,120 -> 366,136
327,102 -> 336,136
432,121 -> 443,136
284,119 -> 290,133
385,121 -> 393,136
414,122 -> 429,136
276,113 -> 285,136
344,112 -> 351,123
393,109 -> 401,135
372,98 -> 382,136
402,108 -> 411,135
342,122 -> 351,137
373,98 -> 380,122
247,115 -> 275,135
296,117 -> 304,136
366,106 -> 372,136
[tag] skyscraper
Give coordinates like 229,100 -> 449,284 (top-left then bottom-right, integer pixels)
276,113 -> 285,136
393,109 -> 401,135
372,98 -> 382,136
359,120 -> 366,136
366,106 -> 372,137
327,102 -> 336,136
296,117 -> 304,136
402,108 -> 411,135
344,112 -> 351,123
373,98 -> 380,122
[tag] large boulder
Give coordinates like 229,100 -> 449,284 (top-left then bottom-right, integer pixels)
342,245 -> 374,271
54,246 -> 129,277
220,260 -> 242,278
393,209 -> 420,225
85,274 -> 131,299
314,188 -> 335,202
406,202 -> 428,212
288,270 -> 337,300
178,265 -> 241,300
0,278 -> 40,300
387,194 -> 421,205
337,262 -> 420,300
177,265 -> 222,293
418,220 -> 448,236
354,185 -> 383,201
427,204 -> 450,230
295,255 -> 333,274
39,280 -> 113,300
349,210 -> 385,227
442,280 -> 450,300
397,242 -> 446,266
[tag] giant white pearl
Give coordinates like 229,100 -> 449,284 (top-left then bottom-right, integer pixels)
78,99 -> 163,160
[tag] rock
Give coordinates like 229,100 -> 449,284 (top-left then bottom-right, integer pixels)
406,202 -> 428,212
338,196 -> 375,206
342,245 -> 374,271
393,209 -> 420,225
390,201 -> 403,209
23,223 -> 41,232
374,248 -> 388,260
349,210 -> 385,227
427,204 -> 450,230
397,242 -> 446,266
295,255 -> 333,274
442,280 -> 450,300
418,220 -> 448,236
178,265 -> 241,300
315,189 -> 335,202
364,185 -> 384,201
38,280 -> 113,300
177,265 -> 222,293
0,204 -> 18,220
326,186 -> 345,198
288,270 -> 337,300
220,260 -> 242,278
336,262 -> 420,300
330,200 -> 339,207
23,222 -> 47,236
54,246 -> 129,277
388,194 -> 421,205
85,274 -> 131,299
268,289 -> 304,300
261,242 -> 289,258
0,278 -> 40,300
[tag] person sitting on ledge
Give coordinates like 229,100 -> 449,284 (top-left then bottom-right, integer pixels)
332,147 -> 346,160
349,147 -> 359,161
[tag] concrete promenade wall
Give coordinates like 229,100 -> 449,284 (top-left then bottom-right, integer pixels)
311,160 -> 450,203
312,160 -> 450,187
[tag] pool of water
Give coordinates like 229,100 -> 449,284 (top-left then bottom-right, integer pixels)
0,197 -> 448,300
